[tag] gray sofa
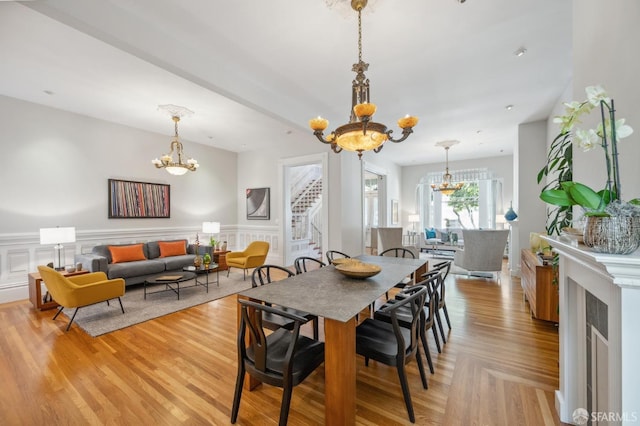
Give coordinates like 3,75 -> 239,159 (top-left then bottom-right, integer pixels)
75,239 -> 198,286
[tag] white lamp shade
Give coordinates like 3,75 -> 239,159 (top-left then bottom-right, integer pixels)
39,227 -> 76,245
202,221 -> 220,234
408,214 -> 420,223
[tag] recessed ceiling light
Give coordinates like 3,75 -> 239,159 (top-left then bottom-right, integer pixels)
514,47 -> 527,57
505,105 -> 514,111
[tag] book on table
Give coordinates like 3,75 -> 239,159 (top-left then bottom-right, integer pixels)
154,275 -> 183,281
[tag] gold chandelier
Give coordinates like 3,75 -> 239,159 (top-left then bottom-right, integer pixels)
431,140 -> 464,196
309,0 -> 418,159
152,104 -> 199,175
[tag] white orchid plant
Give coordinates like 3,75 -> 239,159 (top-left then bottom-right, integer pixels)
539,85 -> 639,225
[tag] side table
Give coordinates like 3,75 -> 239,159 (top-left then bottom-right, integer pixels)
28,269 -> 90,310
213,250 -> 231,271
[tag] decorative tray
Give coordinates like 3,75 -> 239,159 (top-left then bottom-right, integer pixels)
335,261 -> 381,279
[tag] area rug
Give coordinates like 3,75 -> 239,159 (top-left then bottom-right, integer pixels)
67,275 -> 252,337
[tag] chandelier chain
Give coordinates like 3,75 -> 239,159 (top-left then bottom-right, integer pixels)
357,8 -> 362,63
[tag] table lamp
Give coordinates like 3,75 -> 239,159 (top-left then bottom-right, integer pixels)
408,214 -> 420,234
202,221 -> 220,246
39,226 -> 76,271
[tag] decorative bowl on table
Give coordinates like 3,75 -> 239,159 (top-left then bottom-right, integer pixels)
331,258 -> 359,266
335,262 -> 381,279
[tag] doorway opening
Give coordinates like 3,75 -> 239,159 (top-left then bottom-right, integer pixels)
363,168 -> 386,255
280,154 -> 328,266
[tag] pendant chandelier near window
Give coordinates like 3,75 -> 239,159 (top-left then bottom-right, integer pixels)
431,140 -> 464,196
152,104 -> 199,175
309,0 -> 418,159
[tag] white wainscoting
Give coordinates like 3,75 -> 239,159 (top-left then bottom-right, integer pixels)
0,225 -> 280,305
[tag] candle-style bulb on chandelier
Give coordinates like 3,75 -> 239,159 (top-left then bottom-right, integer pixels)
152,104 -> 199,175
309,0 -> 418,159
431,140 -> 464,196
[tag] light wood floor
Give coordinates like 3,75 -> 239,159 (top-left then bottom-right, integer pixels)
0,262 -> 566,425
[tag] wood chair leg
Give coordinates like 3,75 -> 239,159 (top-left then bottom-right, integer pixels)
435,309 -> 447,344
415,348 -> 428,389
443,304 -> 452,330
279,383 -> 294,426
420,327 -> 435,374
396,363 -> 415,423
432,326 -> 442,353
312,318 -> 319,340
230,366 -> 245,423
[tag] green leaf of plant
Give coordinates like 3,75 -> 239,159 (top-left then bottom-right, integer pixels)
540,189 -> 573,206
568,182 -> 603,210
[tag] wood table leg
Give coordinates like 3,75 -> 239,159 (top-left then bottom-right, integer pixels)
415,261 -> 428,284
237,295 -> 261,390
324,317 -> 356,425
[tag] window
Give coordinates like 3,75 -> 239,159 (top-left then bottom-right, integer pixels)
417,168 -> 502,231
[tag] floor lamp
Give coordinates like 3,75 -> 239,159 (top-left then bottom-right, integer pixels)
40,227 -> 76,271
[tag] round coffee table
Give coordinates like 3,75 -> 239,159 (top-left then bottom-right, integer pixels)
144,271 -> 198,300
183,263 -> 219,288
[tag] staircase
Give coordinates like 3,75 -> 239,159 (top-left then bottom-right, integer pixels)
290,176 -> 323,259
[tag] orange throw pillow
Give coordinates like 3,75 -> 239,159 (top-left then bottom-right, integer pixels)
109,244 -> 146,264
158,241 -> 187,257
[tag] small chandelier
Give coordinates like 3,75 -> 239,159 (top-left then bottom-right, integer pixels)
431,140 -> 464,196
309,0 -> 418,159
152,104 -> 199,175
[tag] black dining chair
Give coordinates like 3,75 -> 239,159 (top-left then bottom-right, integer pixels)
421,260 -> 452,344
356,285 -> 428,423
325,250 -> 350,264
379,247 -> 416,300
231,299 -> 325,426
293,256 -> 326,275
251,265 -> 319,340
375,274 -> 441,373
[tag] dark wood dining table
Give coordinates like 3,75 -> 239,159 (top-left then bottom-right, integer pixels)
237,254 -> 427,425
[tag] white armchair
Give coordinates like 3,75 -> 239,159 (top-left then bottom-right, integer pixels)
454,230 -> 509,278
377,227 -> 419,258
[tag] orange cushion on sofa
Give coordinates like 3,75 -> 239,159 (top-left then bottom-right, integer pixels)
158,241 -> 187,257
109,244 -> 147,264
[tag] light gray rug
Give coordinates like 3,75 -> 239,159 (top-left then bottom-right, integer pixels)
65,274 -> 252,337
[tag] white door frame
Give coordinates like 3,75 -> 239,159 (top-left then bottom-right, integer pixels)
278,153 -> 329,266
362,161 -> 387,253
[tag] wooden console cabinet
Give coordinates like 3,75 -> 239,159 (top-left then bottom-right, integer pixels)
28,269 -> 89,311
520,249 -> 559,323
213,250 -> 230,271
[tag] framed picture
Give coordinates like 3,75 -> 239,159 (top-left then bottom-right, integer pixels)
108,178 -> 170,218
247,187 -> 270,220
391,199 -> 399,224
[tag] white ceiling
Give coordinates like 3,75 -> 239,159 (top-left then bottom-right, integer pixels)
0,0 -> 572,165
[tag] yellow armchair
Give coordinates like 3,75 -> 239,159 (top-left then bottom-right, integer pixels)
226,241 -> 270,280
37,266 -> 126,331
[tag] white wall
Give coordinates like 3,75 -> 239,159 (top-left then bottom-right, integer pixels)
572,0 -> 640,203
516,120 -> 549,272
236,140 -> 405,260
0,95 -> 237,302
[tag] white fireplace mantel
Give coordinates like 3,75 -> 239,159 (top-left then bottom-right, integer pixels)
542,235 -> 640,425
